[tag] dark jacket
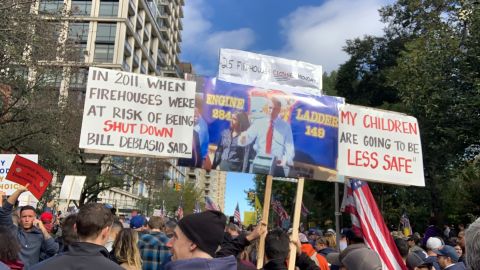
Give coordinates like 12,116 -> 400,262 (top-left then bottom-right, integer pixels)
0,201 -> 58,269
318,247 -> 336,257
261,253 -> 319,270
164,255 -> 237,270
446,262 -> 466,270
30,242 -> 123,270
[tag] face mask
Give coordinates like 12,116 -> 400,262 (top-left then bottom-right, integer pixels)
340,241 -> 348,251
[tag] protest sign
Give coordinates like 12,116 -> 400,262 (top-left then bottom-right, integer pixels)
79,67 -> 196,158
6,155 -> 53,199
59,175 -> 86,201
0,154 -> 39,202
337,105 -> 424,186
218,49 -> 323,94
179,79 -> 344,180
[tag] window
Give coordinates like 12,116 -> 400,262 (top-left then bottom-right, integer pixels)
69,68 -> 88,89
94,44 -> 115,62
71,0 -> 92,16
98,0 -> 119,17
69,22 -> 89,42
39,0 -> 64,14
96,23 -> 116,43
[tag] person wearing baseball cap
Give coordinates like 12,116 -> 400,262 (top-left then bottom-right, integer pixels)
434,245 -> 466,270
165,210 -> 236,270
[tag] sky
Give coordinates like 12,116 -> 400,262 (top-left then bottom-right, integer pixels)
180,0 -> 392,76
180,0 -> 391,215
224,172 -> 255,217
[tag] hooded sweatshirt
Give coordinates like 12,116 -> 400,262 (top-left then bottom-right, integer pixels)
164,255 -> 237,270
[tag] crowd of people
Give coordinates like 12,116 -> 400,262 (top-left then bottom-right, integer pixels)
1,185 -> 480,270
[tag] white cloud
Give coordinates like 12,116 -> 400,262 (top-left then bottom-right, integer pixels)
182,0 -> 255,75
277,0 -> 387,72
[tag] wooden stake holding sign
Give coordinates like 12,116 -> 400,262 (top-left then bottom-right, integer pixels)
256,176 -> 306,270
256,175 -> 273,269
288,177 -> 305,270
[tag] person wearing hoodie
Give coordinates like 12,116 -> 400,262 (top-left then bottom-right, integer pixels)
0,185 -> 58,269
165,210 -> 237,270
0,225 -> 24,269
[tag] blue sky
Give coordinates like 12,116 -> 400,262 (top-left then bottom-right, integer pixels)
224,172 -> 255,217
181,0 -> 391,76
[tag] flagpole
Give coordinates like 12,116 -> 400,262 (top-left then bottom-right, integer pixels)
335,182 -> 341,251
288,177 -> 304,270
257,175 -> 273,269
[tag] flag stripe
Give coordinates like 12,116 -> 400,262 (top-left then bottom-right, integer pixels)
342,179 -> 407,270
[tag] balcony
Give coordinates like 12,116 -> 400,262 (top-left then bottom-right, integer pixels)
122,60 -> 130,72
178,19 -> 183,30
143,28 -> 150,41
157,51 -> 166,65
136,15 -> 143,29
124,41 -> 132,56
128,0 -> 136,16
133,55 -> 140,68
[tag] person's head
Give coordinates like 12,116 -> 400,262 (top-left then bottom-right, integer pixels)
130,215 -> 146,231
75,203 -> 114,245
454,244 -> 462,257
226,222 -> 241,238
61,214 -> 78,246
426,237 -> 443,252
465,217 -> 480,270
268,97 -> 282,119
395,238 -> 409,259
327,246 -> 382,270
315,236 -> 329,251
265,229 -> 290,261
345,228 -> 364,245
148,216 -> 165,231
19,205 -> 36,230
113,228 -> 141,269
164,220 -> 177,238
167,210 -> 226,260
434,245 -> 459,268
0,225 -> 21,261
40,212 -> 54,233
231,111 -> 250,133
406,251 -> 434,270
325,232 -> 337,248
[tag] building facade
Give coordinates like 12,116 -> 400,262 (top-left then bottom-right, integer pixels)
35,0 -> 186,212
188,169 -> 227,211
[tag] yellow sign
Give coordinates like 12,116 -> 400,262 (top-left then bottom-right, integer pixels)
244,211 -> 256,226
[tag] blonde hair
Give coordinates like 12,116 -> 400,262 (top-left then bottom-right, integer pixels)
113,228 -> 142,269
325,232 -> 337,248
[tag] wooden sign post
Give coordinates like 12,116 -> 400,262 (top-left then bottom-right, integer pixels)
288,177 -> 305,270
257,175 -> 273,269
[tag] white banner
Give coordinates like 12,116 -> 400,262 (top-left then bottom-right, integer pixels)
59,175 -> 87,201
337,105 -> 424,186
218,49 -> 323,94
79,67 -> 196,158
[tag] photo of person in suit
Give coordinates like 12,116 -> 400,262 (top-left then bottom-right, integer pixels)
238,96 -> 295,176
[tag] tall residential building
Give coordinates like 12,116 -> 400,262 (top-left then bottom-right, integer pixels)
189,169 -> 227,211
34,0 -> 186,213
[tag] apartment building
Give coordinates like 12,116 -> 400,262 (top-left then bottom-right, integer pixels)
34,0 -> 187,212
188,169 -> 227,211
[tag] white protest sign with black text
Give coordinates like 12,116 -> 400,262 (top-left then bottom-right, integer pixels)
79,67 -> 196,158
59,175 -> 86,201
218,48 -> 323,94
337,105 -> 424,186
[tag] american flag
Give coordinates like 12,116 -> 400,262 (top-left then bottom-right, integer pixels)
341,178 -> 407,270
400,212 -> 412,237
301,202 -> 310,217
205,196 -> 220,211
193,201 -> 201,213
176,205 -> 184,220
234,202 -> 242,224
271,198 -> 289,221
